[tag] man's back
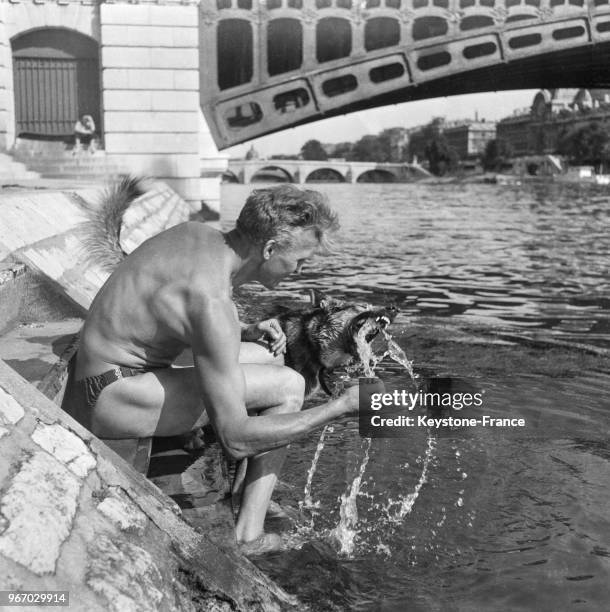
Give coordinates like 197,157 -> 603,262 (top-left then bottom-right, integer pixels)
76,222 -> 233,379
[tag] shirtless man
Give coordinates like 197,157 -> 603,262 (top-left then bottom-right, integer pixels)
62,184 -> 365,553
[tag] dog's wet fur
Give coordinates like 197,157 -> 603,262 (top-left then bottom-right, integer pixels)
275,290 -> 398,397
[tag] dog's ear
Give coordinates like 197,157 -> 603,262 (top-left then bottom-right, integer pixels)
319,296 -> 346,311
309,289 -> 325,306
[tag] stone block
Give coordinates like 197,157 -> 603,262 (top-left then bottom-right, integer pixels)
104,110 -> 199,133
150,47 -> 198,69
0,384 -> 25,428
101,46 -> 151,69
100,68 -> 129,89
0,452 -> 81,575
100,3 -> 150,26
102,24 -> 175,47
31,423 -> 96,478
148,5 -> 197,27
107,153 -> 200,178
127,68 -> 174,90
103,90 -> 152,112
151,90 -> 199,111
173,70 -> 199,90
105,132 -> 199,155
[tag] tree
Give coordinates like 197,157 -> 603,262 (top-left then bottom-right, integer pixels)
425,135 -> 458,176
482,139 -> 514,172
349,134 -> 391,162
330,142 -> 353,160
558,122 -> 610,168
300,140 -> 328,161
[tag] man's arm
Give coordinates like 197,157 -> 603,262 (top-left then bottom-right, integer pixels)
187,294 -> 354,460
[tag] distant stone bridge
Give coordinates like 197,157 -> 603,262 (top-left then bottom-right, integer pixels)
225,159 -> 430,183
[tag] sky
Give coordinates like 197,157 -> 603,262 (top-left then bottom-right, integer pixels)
225,89 -> 538,159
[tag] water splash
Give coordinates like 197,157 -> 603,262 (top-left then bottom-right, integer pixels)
383,435 -> 436,523
330,437 -> 372,556
382,330 -> 417,382
296,323 -> 428,557
300,425 -> 333,514
353,320 -> 389,377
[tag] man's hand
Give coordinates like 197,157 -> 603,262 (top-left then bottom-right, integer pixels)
242,318 -> 287,356
339,378 -> 386,416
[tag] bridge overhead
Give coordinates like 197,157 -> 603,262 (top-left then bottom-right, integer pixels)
200,0 -> 610,149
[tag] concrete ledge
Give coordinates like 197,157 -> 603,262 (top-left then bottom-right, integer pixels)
0,181 -> 192,312
0,359 -> 298,611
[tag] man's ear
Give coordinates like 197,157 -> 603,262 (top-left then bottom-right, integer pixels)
262,239 -> 277,260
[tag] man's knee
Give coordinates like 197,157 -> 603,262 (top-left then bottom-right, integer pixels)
278,368 -> 305,413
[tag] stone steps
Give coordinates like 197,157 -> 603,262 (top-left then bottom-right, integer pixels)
11,141 -> 121,180
0,153 -> 40,182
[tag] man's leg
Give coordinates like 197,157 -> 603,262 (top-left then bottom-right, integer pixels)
91,360 -> 304,546
232,369 -> 304,545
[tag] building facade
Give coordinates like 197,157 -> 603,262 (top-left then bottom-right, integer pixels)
496,88 -> 610,157
442,120 -> 496,159
0,0 -> 226,209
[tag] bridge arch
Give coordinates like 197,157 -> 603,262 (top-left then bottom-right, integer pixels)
356,169 -> 397,183
222,169 -> 240,184
250,165 -> 293,183
305,168 -> 346,183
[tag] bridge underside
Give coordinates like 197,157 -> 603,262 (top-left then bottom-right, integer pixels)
199,0 -> 610,149
320,44 -> 610,123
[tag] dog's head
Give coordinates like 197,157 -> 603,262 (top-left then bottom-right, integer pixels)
307,290 -> 398,370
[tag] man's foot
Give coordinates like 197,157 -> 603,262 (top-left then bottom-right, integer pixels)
267,500 -> 299,521
239,532 -> 283,556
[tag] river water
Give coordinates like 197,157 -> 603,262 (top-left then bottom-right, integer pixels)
221,182 -> 610,611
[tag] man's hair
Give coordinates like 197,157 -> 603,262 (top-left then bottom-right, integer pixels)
235,184 -> 339,251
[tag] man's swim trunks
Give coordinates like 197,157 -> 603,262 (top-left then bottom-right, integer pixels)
81,366 -> 144,410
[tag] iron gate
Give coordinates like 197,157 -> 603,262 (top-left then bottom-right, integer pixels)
13,56 -> 98,137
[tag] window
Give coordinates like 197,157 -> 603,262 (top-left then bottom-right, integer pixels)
217,20 -> 253,89
508,33 -> 542,48
417,51 -> 451,70
268,19 -> 303,75
365,18 -> 400,50
322,74 -> 358,96
274,88 -> 310,112
317,18 -> 352,62
460,15 -> 494,31
369,62 -> 405,82
463,41 -> 497,59
413,16 -> 448,40
225,102 -> 263,128
553,26 -> 585,40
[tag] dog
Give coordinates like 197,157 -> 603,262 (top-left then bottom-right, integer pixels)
275,290 -> 397,397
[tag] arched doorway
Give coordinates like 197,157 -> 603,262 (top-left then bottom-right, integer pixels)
11,28 -> 100,139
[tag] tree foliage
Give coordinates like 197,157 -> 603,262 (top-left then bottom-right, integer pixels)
425,135 -> 458,176
557,122 -> 610,167
349,135 -> 391,162
482,139 -> 514,172
300,139 -> 328,161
